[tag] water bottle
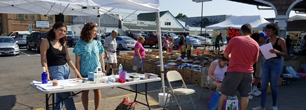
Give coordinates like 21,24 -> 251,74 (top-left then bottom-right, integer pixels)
41,67 -> 48,84
118,64 -> 123,73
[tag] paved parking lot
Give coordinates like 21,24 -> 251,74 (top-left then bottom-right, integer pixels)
0,45 -> 306,110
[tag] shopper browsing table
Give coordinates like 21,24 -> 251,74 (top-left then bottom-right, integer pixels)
133,36 -> 145,73
250,32 -> 269,97
73,22 -> 105,110
207,56 -> 229,92
104,30 -> 118,75
253,23 -> 288,110
40,22 -> 82,110
218,24 -> 259,110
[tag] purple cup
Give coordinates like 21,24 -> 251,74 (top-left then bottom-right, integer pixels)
119,71 -> 127,80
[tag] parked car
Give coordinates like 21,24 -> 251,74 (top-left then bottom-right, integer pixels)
14,34 -> 30,46
189,35 -> 212,45
127,33 -> 142,40
173,36 -> 201,49
0,37 -> 19,55
198,33 -> 212,39
8,31 -> 34,38
26,32 -> 47,53
162,33 -> 179,39
144,33 -> 164,48
66,36 -> 80,47
116,36 -> 137,50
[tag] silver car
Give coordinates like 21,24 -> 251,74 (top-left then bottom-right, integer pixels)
0,37 -> 19,55
190,35 -> 212,45
14,34 -> 29,46
116,36 -> 137,50
174,36 -> 202,49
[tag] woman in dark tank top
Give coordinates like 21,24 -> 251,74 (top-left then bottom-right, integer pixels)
40,22 -> 82,110
253,23 -> 288,110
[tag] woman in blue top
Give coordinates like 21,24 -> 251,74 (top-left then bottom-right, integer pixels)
73,22 -> 105,110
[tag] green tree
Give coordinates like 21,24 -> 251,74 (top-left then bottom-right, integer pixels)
175,13 -> 188,18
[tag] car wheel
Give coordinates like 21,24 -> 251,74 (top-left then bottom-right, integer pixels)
26,44 -> 31,51
119,44 -> 123,50
155,42 -> 158,49
69,43 -> 73,47
36,45 -> 40,53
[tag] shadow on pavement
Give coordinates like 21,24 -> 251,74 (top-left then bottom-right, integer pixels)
0,95 -> 16,110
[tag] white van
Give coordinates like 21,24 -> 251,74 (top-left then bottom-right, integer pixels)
8,31 -> 34,38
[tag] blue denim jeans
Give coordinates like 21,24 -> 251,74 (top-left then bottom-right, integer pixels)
49,63 -> 76,110
260,59 -> 283,107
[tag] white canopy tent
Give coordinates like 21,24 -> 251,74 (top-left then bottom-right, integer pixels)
0,0 -> 166,105
0,0 -> 112,16
288,15 -> 306,21
206,15 -> 270,31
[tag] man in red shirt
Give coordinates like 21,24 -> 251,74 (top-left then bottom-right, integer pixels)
218,24 -> 259,110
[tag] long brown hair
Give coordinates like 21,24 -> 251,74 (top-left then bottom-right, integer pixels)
46,22 -> 67,45
80,22 -> 98,42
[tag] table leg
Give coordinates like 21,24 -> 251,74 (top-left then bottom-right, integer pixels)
133,84 -> 138,102
145,83 -> 151,110
45,94 -> 49,110
52,93 -> 55,110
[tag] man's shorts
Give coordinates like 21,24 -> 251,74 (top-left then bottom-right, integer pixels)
221,72 -> 253,97
105,51 -> 117,63
254,61 -> 264,78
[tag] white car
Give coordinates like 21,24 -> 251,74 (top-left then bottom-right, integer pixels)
0,37 -> 19,55
116,36 -> 137,50
190,35 -> 212,45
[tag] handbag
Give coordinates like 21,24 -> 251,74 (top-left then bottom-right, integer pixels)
115,98 -> 138,110
223,96 -> 239,110
207,91 -> 220,110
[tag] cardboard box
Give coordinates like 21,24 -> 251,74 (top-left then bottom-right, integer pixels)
192,70 -> 202,84
143,64 -> 155,73
278,78 -> 283,86
183,69 -> 193,81
183,77 -> 192,83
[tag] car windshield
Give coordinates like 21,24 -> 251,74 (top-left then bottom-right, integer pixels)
170,34 -> 178,37
21,34 -> 29,38
0,38 -> 14,43
72,36 -> 80,39
122,37 -> 134,40
66,31 -> 73,36
134,35 -> 141,38
41,33 -> 47,38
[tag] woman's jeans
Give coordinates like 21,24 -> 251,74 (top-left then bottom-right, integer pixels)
261,59 -> 283,107
49,63 -> 76,110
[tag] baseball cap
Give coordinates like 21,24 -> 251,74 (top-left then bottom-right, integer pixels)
259,32 -> 269,39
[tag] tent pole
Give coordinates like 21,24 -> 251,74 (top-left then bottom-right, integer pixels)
156,12 -> 165,96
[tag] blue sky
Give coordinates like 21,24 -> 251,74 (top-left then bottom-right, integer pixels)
158,0 -> 298,18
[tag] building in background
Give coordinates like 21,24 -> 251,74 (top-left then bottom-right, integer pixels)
0,14 -> 72,35
122,11 -> 186,34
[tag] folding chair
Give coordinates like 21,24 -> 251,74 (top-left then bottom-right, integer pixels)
163,70 -> 197,110
200,66 -> 216,99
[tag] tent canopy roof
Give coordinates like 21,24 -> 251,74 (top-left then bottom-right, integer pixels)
206,15 -> 270,31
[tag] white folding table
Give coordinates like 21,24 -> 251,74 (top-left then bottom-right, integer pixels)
30,78 -> 161,110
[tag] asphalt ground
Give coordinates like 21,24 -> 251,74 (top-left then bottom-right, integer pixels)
0,45 -> 305,110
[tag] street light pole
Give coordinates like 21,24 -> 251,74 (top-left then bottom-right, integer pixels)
200,2 -> 203,35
